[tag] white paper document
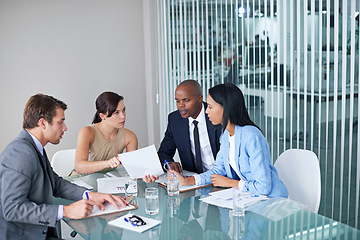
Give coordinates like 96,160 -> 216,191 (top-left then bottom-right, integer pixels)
201,195 -> 234,209
108,213 -> 161,233
209,188 -> 234,200
97,177 -> 127,194
200,189 -> 267,209
119,145 -> 164,178
71,179 -> 94,190
88,201 -> 136,217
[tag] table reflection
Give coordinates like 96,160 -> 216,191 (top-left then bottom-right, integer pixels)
57,170 -> 359,240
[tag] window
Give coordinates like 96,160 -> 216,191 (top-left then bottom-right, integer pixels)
156,0 -> 360,228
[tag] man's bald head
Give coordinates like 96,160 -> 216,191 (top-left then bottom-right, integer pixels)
176,80 -> 202,97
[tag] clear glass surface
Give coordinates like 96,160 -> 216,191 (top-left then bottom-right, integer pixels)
55,169 -> 360,240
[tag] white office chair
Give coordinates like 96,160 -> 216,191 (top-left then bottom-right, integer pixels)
52,149 -> 81,239
274,149 -> 321,213
51,149 -> 76,177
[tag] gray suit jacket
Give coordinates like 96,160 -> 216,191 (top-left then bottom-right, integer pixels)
0,130 -> 87,240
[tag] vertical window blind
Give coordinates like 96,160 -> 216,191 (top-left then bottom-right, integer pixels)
156,0 -> 360,228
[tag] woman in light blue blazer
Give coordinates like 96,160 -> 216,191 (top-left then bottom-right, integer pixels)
178,83 -> 288,198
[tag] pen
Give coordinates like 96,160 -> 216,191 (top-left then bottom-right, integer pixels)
164,160 -> 172,171
85,191 -> 89,200
164,160 -> 177,178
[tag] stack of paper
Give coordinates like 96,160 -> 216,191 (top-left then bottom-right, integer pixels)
108,213 -> 161,233
71,175 -> 94,190
200,188 -> 267,209
88,202 -> 137,217
71,179 -> 94,190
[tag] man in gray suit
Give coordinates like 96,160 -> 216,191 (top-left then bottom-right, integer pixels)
0,94 -> 128,240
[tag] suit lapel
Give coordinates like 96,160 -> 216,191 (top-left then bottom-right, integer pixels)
22,130 -> 54,190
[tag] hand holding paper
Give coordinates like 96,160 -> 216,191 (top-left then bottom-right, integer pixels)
119,145 -> 164,178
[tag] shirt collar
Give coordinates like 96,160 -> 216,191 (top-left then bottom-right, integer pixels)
189,103 -> 205,125
27,131 -> 44,156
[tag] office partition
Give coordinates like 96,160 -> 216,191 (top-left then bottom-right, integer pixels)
155,0 -> 360,229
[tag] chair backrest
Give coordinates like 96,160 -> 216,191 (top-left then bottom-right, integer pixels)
274,149 -> 321,213
51,149 -> 76,177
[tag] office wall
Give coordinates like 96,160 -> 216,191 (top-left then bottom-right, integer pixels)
0,0 -> 155,158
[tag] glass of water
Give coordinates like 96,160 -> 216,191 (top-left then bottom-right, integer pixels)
145,187 -> 159,215
167,172 -> 179,196
233,187 -> 245,217
125,174 -> 138,197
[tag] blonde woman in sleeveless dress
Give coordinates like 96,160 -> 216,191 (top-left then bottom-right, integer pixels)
74,92 -> 138,175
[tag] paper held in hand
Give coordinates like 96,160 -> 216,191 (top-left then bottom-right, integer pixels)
118,145 -> 164,179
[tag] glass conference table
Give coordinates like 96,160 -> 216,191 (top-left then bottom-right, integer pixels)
55,168 -> 360,240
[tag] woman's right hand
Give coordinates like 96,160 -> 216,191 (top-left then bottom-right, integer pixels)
107,156 -> 121,169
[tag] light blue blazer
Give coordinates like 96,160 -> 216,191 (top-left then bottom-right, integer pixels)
200,125 -> 288,198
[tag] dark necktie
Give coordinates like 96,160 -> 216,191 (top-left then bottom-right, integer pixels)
193,120 -> 203,173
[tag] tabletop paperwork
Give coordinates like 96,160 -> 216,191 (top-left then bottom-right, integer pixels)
71,179 -> 94,190
108,213 -> 161,233
119,145 -> 164,178
156,170 -> 212,193
87,202 -> 137,218
200,188 -> 267,209
97,177 -> 127,194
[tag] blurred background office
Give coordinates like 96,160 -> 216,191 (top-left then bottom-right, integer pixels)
1,0 -> 359,231
155,0 -> 360,230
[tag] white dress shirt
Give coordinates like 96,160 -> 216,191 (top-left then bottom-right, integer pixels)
190,104 -> 215,186
188,103 -> 215,172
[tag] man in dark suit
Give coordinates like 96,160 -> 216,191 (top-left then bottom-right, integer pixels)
0,94 -> 127,240
158,80 -> 221,174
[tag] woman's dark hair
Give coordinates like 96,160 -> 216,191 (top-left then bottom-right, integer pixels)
92,92 -> 124,124
208,83 -> 260,132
